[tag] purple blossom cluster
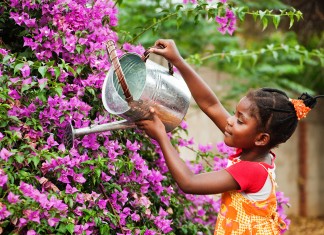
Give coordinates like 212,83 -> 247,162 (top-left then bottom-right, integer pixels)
215,9 -> 237,35
182,0 -> 236,35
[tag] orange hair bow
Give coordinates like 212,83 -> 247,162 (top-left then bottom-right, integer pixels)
289,98 -> 311,120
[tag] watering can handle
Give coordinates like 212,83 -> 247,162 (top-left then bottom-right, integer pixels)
142,46 -> 174,76
106,40 -> 133,103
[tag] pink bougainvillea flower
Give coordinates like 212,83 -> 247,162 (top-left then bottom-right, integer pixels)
198,143 -> 213,152
22,77 -> 32,86
97,199 -> 108,210
24,209 -> 41,224
0,174 -> 8,187
23,37 -> 38,50
213,157 -> 228,171
0,48 -> 9,56
101,172 -> 111,182
126,139 -> 141,151
18,218 -> 27,227
8,89 -> 21,100
46,134 -> 59,147
26,230 -> 38,235
48,217 -> 60,227
180,120 -> 188,129
0,204 -> 11,220
20,64 -> 31,77
7,192 -> 21,204
73,173 -> 86,184
215,9 -> 237,35
0,133 -> 3,141
65,184 -> 78,194
0,148 -> 14,161
122,43 -> 145,56
216,141 -> 236,156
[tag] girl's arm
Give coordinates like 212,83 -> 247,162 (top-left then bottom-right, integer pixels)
136,109 -> 240,195
149,39 -> 230,132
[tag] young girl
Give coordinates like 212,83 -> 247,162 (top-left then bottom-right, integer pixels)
135,39 -> 323,234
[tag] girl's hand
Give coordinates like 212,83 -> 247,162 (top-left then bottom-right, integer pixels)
135,107 -> 167,141
148,39 -> 183,66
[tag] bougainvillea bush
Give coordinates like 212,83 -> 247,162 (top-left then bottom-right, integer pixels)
0,0 -> 290,234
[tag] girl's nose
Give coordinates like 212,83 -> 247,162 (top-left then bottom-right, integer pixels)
227,115 -> 234,126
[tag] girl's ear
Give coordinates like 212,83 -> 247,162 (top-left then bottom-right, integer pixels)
255,133 -> 270,146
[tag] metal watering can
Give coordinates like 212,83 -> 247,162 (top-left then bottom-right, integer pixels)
62,40 -> 191,149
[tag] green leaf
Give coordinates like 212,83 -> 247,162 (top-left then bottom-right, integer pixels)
66,223 -> 74,234
272,15 -> 280,29
259,10 -> 266,20
94,168 -> 101,179
14,63 -> 24,75
251,54 -> 258,66
66,65 -> 76,77
31,156 -> 40,167
15,155 -> 24,164
39,79 -> 48,90
54,67 -> 61,79
272,51 -> 278,60
54,86 -> 63,96
99,224 -> 110,234
237,8 -> 246,21
289,15 -> 294,29
38,66 -> 48,78
262,17 -> 268,31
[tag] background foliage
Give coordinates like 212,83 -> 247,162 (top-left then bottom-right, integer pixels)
117,0 -> 324,99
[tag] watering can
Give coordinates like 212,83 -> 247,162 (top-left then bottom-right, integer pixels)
62,40 -> 191,149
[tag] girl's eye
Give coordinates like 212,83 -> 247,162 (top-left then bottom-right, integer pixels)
237,119 -> 243,124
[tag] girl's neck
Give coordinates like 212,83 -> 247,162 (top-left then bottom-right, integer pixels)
239,149 -> 272,163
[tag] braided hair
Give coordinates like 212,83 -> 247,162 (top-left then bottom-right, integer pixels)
246,88 -> 323,148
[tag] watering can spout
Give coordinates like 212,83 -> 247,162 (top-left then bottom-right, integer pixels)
62,119 -> 136,150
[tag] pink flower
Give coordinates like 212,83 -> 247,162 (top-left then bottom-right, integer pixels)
27,230 -> 37,235
131,213 -> 140,222
48,217 -> 60,227
198,143 -> 213,153
180,120 -> 188,129
24,209 -> 40,224
20,64 -> 30,77
0,48 -> 8,56
0,204 -> 11,220
126,139 -> 140,151
18,218 -> 27,227
98,199 -> 108,210
66,184 -> 78,194
101,172 -> 111,182
46,135 -> 59,147
8,89 -> 21,100
73,173 -> 86,183
0,148 -> 14,161
122,43 -> 145,56
0,174 -> 8,187
216,141 -> 235,156
23,37 -> 38,50
215,9 -> 237,35
7,192 -> 20,204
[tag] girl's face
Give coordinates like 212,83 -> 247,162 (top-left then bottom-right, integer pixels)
224,97 -> 261,149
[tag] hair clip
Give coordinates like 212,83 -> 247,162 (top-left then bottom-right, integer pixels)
289,98 -> 311,120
